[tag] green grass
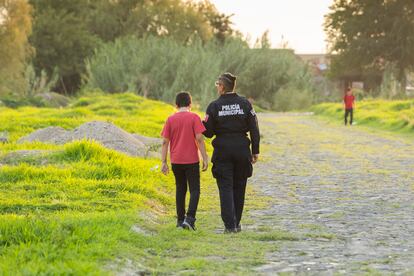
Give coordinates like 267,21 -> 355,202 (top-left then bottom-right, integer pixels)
255,230 -> 300,241
0,92 -> 280,274
311,99 -> 414,134
0,93 -> 177,274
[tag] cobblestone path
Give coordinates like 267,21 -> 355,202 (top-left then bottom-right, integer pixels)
252,114 -> 414,275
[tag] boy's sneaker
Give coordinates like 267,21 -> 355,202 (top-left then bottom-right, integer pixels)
176,220 -> 184,228
182,216 -> 196,231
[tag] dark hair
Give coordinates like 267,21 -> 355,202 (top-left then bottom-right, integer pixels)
219,72 -> 237,92
175,92 -> 192,107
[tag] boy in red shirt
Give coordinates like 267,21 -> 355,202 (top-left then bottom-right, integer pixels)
344,87 -> 356,125
161,92 -> 209,230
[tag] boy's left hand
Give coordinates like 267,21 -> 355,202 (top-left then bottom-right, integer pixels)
161,162 -> 169,175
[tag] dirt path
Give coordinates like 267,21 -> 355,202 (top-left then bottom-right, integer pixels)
251,113 -> 414,275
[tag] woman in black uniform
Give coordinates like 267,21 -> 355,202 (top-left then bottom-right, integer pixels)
203,72 -> 260,233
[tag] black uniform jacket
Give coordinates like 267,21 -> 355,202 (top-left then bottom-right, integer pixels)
203,93 -> 260,155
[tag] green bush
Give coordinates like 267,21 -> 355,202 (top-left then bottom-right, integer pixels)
84,36 -> 316,110
273,87 -> 314,112
0,93 -> 45,108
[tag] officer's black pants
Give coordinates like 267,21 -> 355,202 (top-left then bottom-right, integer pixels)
212,147 -> 252,230
345,108 -> 353,125
172,163 -> 200,221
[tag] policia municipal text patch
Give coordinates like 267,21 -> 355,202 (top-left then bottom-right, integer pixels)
218,104 -> 245,116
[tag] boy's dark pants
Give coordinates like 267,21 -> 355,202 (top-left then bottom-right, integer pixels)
171,163 -> 200,221
212,143 -> 253,230
345,108 -> 353,125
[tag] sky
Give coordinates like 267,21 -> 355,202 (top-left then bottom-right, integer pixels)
209,0 -> 333,54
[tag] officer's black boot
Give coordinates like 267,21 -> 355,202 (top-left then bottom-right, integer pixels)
176,219 -> 184,228
224,228 -> 237,234
236,224 -> 241,233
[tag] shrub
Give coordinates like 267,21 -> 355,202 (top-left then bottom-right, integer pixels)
84,36 -> 316,111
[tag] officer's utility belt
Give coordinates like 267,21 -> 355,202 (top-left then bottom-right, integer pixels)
216,132 -> 247,137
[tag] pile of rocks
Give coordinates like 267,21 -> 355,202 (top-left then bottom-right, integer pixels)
17,121 -> 162,157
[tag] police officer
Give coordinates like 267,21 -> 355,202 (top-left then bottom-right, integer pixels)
203,72 -> 260,233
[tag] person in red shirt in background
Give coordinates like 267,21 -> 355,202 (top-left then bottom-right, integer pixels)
161,92 -> 209,231
344,87 -> 356,126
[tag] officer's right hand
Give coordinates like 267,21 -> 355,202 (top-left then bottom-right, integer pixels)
202,159 -> 209,171
251,154 -> 259,164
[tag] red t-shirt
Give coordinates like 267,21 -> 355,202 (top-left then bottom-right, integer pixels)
161,111 -> 206,164
344,95 -> 355,109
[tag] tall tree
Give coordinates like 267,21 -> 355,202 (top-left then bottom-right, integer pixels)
29,0 -> 236,94
89,0 -> 234,44
29,0 -> 100,94
325,0 -> 414,91
385,0 -> 414,89
0,0 -> 32,95
195,0 -> 236,43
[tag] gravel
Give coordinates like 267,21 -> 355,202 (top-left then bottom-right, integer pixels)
17,121 -> 162,157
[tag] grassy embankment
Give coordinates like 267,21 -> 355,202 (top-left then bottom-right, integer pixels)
311,99 -> 414,135
0,93 -> 288,275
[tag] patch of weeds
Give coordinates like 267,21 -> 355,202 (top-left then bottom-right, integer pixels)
336,197 -> 352,201
359,265 -> 386,275
305,232 -> 336,240
299,223 -> 324,231
391,203 -> 401,208
256,225 -> 273,232
326,211 -> 346,219
255,230 -> 300,241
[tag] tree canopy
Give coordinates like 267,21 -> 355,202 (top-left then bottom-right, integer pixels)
28,0 -> 236,93
325,0 -> 414,91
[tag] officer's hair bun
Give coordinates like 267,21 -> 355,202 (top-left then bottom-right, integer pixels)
222,72 -> 236,82
220,72 -> 237,92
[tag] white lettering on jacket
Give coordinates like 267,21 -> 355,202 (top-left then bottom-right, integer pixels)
218,104 -> 245,116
